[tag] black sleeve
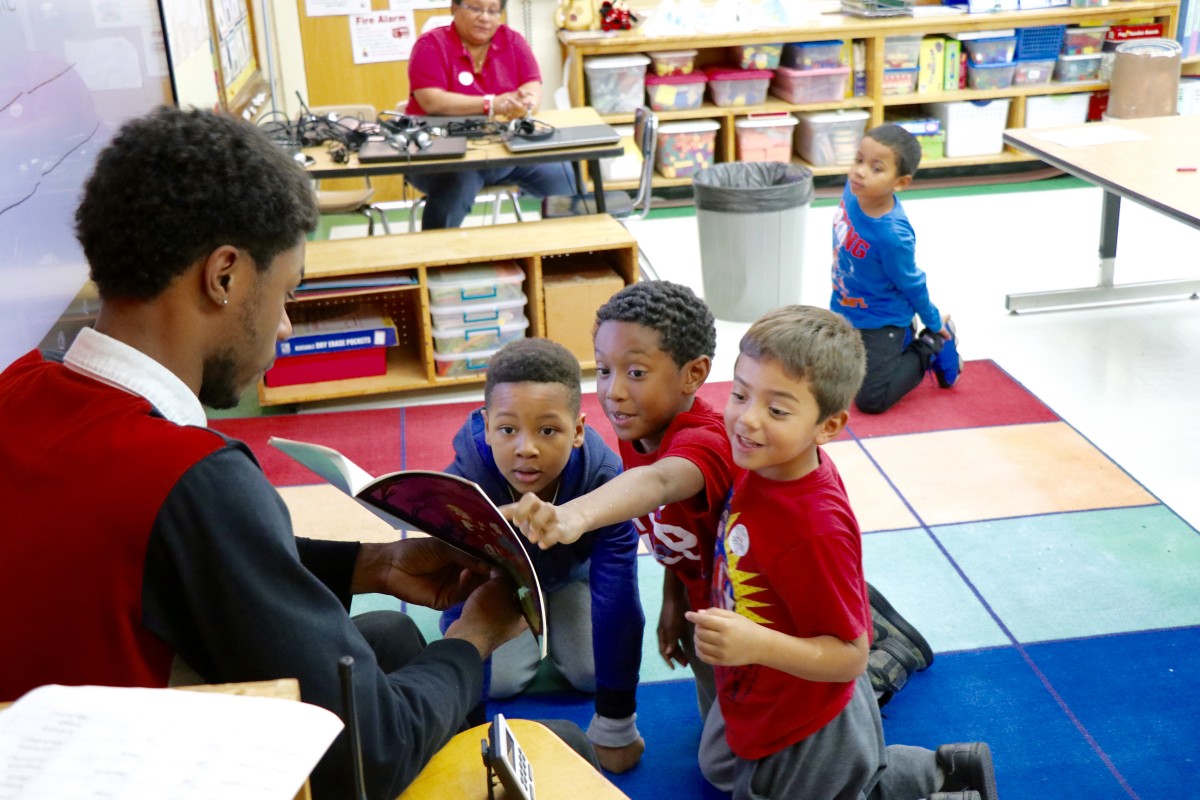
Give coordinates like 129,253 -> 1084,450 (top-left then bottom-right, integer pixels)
142,446 -> 483,800
295,537 -> 359,611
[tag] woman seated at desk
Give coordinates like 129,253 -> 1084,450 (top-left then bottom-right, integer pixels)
405,0 -> 576,229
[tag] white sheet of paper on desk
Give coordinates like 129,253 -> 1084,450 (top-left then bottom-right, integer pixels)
1035,126 -> 1150,148
0,684 -> 343,799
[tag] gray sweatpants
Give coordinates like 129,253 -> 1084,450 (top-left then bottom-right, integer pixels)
699,673 -> 941,800
489,578 -> 595,697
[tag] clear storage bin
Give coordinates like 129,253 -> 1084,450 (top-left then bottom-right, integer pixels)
1063,26 -> 1109,55
734,114 -> 799,162
1013,59 -> 1056,86
884,34 -> 923,69
648,49 -> 698,76
584,54 -> 651,114
434,347 -> 500,378
963,36 -> 1017,65
730,43 -> 784,70
770,66 -> 850,104
645,73 -> 707,111
599,125 -> 640,183
967,61 -> 1017,89
706,67 -> 774,107
429,293 -> 528,330
427,263 -> 525,307
1055,53 -> 1102,82
432,315 -> 529,355
781,40 -> 844,70
794,109 -> 870,166
655,119 -> 720,178
882,67 -> 919,96
925,98 -> 1012,157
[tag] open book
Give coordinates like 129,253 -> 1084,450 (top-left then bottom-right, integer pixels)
268,437 -> 546,657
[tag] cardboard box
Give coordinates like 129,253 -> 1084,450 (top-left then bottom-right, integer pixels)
542,270 -> 626,362
944,39 -> 962,90
919,37 -> 946,94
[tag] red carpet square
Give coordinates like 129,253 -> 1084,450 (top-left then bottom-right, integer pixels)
402,400 -> 482,471
212,408 -> 403,486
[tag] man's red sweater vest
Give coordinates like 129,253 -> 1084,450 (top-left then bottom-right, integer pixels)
0,350 -> 224,701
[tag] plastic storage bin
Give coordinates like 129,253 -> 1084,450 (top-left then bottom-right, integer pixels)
599,125 -> 640,183
1055,53 -> 1102,82
731,43 -> 784,70
645,73 -> 707,111
427,263 -> 525,307
917,132 -> 945,160
1024,93 -> 1091,127
734,114 -> 799,162
794,109 -> 870,166
1013,59 -> 1056,86
963,36 -> 1017,65
434,347 -> 499,378
706,67 -> 773,107
655,119 -> 720,179
584,54 -> 651,114
781,40 -> 844,70
429,293 -> 528,330
1063,26 -> 1109,55
925,98 -> 1012,157
1014,26 -> 1067,60
884,34 -> 923,69
882,67 -> 919,95
431,315 -> 529,355
967,61 -> 1017,89
770,66 -> 850,103
648,49 -> 698,76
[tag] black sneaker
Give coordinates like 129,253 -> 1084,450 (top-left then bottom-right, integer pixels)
867,583 -> 934,703
937,742 -> 998,800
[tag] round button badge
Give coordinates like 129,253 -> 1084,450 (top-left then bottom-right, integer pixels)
458,71 -> 474,87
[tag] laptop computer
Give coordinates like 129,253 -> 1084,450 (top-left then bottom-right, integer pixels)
357,136 -> 468,164
505,123 -> 621,154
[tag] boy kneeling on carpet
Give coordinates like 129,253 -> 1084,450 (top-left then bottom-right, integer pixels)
832,123 -> 963,414
687,305 -> 997,800
439,337 -> 646,773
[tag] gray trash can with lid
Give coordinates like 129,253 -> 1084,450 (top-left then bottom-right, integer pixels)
693,161 -> 813,322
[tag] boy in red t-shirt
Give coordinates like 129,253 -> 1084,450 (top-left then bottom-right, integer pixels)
687,305 -> 996,800
509,281 -> 731,725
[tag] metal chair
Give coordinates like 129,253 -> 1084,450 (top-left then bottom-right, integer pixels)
538,106 -> 659,279
407,184 -> 524,232
309,104 -> 391,236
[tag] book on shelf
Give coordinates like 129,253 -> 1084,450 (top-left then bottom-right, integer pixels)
268,437 -> 547,657
277,310 -> 398,358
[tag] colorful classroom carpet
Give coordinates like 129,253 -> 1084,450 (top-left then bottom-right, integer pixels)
212,360 -> 1199,800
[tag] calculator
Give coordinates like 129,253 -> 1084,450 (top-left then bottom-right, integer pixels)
483,713 -> 535,800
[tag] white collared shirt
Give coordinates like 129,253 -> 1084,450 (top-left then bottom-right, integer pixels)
64,327 -> 207,428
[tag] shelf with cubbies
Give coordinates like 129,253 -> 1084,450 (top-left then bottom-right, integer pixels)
258,215 -> 638,407
560,0 -> 1180,186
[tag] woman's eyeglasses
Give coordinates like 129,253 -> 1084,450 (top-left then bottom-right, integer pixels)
457,1 -> 502,18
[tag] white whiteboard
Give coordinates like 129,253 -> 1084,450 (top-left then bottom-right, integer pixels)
0,0 -> 173,368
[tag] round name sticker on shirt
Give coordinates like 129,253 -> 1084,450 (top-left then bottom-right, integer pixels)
458,71 -> 474,87
727,524 -> 750,558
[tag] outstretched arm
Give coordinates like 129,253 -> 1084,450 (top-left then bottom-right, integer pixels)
505,456 -> 706,548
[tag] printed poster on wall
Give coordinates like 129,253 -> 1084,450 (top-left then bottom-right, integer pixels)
306,0 -> 370,17
349,10 -> 415,64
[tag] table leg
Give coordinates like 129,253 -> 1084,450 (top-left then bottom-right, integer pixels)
1006,189 -> 1200,313
588,159 -> 607,214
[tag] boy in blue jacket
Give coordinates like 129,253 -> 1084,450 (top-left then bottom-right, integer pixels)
439,337 -> 646,773
832,124 -> 963,414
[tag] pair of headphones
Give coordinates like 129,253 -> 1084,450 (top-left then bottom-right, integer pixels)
377,112 -> 445,152
508,117 -> 555,141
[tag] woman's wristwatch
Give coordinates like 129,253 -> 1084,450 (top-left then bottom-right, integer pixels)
482,94 -> 495,119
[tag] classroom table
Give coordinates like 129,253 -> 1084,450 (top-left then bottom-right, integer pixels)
397,719 -> 629,799
1002,114 -> 1200,313
306,106 -> 624,213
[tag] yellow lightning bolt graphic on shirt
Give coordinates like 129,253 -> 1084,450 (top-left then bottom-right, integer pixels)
723,512 -> 772,625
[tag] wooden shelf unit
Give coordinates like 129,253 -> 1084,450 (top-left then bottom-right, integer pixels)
561,0 -> 1180,183
259,216 -> 638,406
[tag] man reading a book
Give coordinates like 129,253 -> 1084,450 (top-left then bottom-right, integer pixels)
0,106 -> 593,800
